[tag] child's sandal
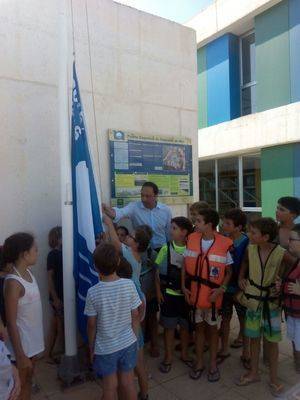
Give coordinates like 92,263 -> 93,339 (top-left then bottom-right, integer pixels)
235,374 -> 260,386
207,368 -> 220,382
269,382 -> 284,397
189,366 -> 205,380
159,361 -> 172,373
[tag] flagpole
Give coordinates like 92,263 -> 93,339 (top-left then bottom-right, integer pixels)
58,0 -> 81,385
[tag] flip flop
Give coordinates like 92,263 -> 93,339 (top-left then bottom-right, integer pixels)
216,353 -> 231,365
235,374 -> 261,386
207,368 -> 220,382
180,358 -> 194,368
269,382 -> 284,397
231,338 -> 243,349
159,362 -> 172,374
189,366 -> 205,380
240,356 -> 251,370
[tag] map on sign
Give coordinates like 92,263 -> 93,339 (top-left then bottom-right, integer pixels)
109,130 -> 193,206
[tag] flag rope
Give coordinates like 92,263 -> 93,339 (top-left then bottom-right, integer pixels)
85,0 -> 103,200
70,0 -> 76,58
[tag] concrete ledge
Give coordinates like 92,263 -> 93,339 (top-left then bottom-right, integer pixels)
198,101 -> 300,159
185,0 -> 282,46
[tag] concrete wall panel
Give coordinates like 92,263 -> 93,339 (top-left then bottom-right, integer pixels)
0,0 -> 198,334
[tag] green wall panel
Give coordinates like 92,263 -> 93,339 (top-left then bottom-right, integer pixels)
197,47 -> 207,129
261,144 -> 294,218
255,0 -> 291,112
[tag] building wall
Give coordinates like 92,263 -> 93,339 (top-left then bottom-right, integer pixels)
261,143 -> 300,217
289,0 -> 300,103
0,0 -> 198,333
197,33 -> 240,128
255,0 -> 291,112
197,101 -> 300,159
197,47 -> 207,129
197,0 -> 300,129
185,0 -> 282,46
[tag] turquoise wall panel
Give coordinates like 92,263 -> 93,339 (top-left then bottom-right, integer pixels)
255,0 -> 291,112
289,0 -> 300,103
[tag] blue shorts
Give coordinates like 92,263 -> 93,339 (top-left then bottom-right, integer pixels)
93,342 -> 137,377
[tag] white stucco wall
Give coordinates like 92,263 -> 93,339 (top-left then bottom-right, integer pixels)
198,101 -> 300,159
185,0 -> 282,46
0,0 -> 198,333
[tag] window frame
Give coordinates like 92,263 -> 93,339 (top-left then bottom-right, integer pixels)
199,153 -> 262,214
239,30 -> 256,116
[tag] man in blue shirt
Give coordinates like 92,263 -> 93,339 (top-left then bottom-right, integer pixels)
103,182 -> 172,251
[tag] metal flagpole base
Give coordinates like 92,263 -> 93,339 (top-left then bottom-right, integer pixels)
58,354 -> 85,388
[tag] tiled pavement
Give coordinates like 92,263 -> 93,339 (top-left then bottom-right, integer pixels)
33,320 -> 300,400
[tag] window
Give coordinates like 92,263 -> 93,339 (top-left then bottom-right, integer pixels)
199,153 -> 262,218
199,160 -> 216,209
218,157 -> 239,215
242,154 -> 261,208
240,31 -> 256,116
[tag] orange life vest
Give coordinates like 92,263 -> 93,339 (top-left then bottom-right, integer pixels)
185,232 -> 233,310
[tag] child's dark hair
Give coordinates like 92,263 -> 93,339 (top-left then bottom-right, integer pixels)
171,217 -> 193,235
117,256 -> 132,279
249,217 -> 278,242
93,243 -> 119,276
117,226 -> 129,236
224,208 -> 247,231
135,225 -> 153,252
48,226 -> 62,249
199,208 -> 219,229
142,181 -> 159,196
190,201 -> 209,214
278,197 -> 300,216
292,224 -> 300,237
2,233 -> 35,264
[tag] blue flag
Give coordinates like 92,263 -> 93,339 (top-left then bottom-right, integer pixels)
71,62 -> 103,340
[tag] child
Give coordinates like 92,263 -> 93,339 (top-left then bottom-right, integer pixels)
183,209 -> 233,382
276,197 -> 300,249
103,214 -> 151,400
236,218 -> 292,396
155,217 -> 193,373
45,227 -> 64,364
281,223 -> 300,373
116,226 -> 129,244
3,233 -> 44,400
218,209 -> 250,368
189,201 -> 209,226
0,246 -> 13,329
1,319 -> 21,400
84,243 -> 141,400
140,247 -> 160,358
262,197 -> 300,367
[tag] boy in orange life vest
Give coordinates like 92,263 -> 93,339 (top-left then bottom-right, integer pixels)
183,209 -> 233,382
189,201 -> 209,227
